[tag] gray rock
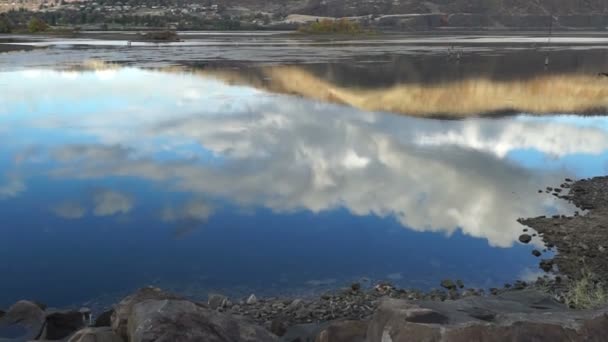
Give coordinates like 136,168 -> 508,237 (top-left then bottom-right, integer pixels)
111,287 -> 181,340
287,299 -> 304,311
40,310 -> 85,340
245,294 -> 258,305
0,300 -> 46,341
363,293 -> 608,342
315,320 -> 367,342
68,327 -> 124,342
127,299 -> 277,342
208,294 -> 229,310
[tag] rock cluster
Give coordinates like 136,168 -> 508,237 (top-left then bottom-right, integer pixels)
4,285 -> 608,342
521,177 -> 608,282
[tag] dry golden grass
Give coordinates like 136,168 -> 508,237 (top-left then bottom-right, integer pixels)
564,270 -> 608,309
204,66 -> 608,117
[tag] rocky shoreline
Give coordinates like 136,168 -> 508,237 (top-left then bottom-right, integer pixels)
3,176 -> 608,341
2,284 -> 608,341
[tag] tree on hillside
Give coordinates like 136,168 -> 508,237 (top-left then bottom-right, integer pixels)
0,17 -> 11,33
28,17 -> 49,32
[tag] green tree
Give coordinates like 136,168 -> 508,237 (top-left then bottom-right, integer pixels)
0,17 -> 11,33
28,17 -> 49,32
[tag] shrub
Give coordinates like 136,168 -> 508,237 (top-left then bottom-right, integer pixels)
28,17 -> 49,33
299,18 -> 363,34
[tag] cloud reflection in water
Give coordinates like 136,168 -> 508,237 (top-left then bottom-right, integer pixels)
2,68 -> 604,249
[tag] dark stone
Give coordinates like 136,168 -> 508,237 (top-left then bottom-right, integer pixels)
519,234 -> 532,244
554,188 -> 562,193
42,311 -> 85,340
94,309 -> 114,327
464,307 -> 496,322
532,250 -> 542,257
0,310 -> 4,319
405,309 -> 449,324
270,317 -> 288,337
540,259 -> 554,272
523,228 -> 528,232
350,282 -> 361,292
565,178 -> 573,182
456,279 -> 464,289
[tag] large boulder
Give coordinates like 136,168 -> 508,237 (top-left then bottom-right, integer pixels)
127,299 -> 277,342
0,300 -> 46,341
68,327 -> 124,342
364,290 -> 608,342
39,311 -> 86,340
111,287 -> 182,340
315,320 -> 367,342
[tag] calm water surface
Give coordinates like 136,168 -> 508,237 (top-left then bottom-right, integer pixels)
1,37 -> 608,309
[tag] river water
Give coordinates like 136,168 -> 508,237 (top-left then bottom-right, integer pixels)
0,32 -> 607,309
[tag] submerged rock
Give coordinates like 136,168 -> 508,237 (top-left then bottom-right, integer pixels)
518,234 -> 532,244
532,249 -> 542,257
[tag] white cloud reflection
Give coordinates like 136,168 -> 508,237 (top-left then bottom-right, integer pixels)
92,189 -> 134,216
0,178 -> 25,200
162,200 -> 214,223
4,69 -> 601,247
52,202 -> 86,219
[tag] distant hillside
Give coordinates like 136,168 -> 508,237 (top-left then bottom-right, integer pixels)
1,0 -> 607,30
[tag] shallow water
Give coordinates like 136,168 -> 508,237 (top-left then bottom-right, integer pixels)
1,34 -> 608,309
